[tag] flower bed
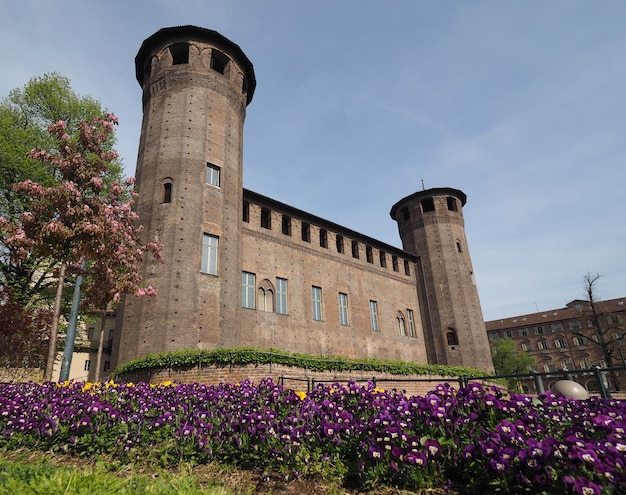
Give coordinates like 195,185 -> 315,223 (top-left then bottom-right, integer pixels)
0,379 -> 624,494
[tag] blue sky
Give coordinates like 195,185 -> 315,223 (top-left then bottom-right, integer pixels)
1,1 -> 625,321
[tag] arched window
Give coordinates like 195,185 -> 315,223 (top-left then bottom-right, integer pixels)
257,279 -> 275,312
446,328 -> 459,346
162,179 -> 173,203
397,312 -> 407,336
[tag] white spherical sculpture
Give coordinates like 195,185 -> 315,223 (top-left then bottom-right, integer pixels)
550,380 -> 589,400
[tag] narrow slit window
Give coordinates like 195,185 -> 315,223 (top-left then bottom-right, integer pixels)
366,246 -> 373,263
379,251 -> 387,268
447,197 -> 458,211
404,260 -> 411,276
392,256 -> 399,272
446,328 -> 459,346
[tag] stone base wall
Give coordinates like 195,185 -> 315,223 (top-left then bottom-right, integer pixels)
0,368 -> 44,383
116,362 -> 463,397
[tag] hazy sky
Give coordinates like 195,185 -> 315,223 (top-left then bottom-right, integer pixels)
1,1 -> 624,321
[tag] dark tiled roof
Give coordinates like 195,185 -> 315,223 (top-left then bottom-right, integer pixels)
485,297 -> 626,331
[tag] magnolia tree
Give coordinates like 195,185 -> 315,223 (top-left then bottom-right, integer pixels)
0,114 -> 163,379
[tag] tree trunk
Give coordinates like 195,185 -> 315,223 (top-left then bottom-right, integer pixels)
94,310 -> 106,382
45,263 -> 66,382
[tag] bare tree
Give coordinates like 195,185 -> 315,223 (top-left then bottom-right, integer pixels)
572,272 -> 624,391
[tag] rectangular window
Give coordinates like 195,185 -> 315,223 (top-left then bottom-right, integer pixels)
504,330 -> 513,338
573,336 -> 585,346
488,332 -> 499,341
276,277 -> 288,315
261,208 -> 271,229
580,357 -> 592,369
520,343 -> 531,352
518,327 -> 529,336
551,323 -> 564,332
379,251 -> 387,268
84,360 -> 91,371
103,361 -> 110,371
351,240 -> 359,259
242,200 -> 250,222
366,246 -> 373,263
312,286 -> 323,321
608,315 -> 623,325
201,234 -> 219,275
302,222 -> 311,242
338,292 -> 349,326
568,321 -> 582,330
537,341 -> 549,350
320,229 -> 328,248
535,326 -> 544,335
544,361 -> 556,372
404,260 -> 411,276
407,309 -> 416,337
554,338 -> 568,348
446,197 -> 458,211
336,235 -> 344,253
242,272 -> 256,309
206,163 -> 220,186
392,256 -> 399,272
369,300 -> 379,332
281,215 -> 291,236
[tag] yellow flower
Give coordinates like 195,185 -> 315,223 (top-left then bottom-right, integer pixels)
295,391 -> 307,400
82,382 -> 94,392
160,380 -> 173,387
373,387 -> 385,394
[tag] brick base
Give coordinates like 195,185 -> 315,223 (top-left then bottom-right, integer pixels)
116,362 -> 464,397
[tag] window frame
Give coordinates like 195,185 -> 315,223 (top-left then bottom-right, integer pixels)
312,286 -> 323,321
338,292 -> 349,326
206,163 -> 221,187
242,272 -> 256,309
276,277 -> 288,315
201,234 -> 219,275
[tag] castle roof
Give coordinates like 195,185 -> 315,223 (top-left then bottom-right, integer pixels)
135,25 -> 256,104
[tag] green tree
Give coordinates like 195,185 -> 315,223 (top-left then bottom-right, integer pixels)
491,337 -> 535,391
0,74 -> 124,375
0,73 -> 121,308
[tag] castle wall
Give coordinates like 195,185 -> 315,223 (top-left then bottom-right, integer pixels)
237,193 -> 428,363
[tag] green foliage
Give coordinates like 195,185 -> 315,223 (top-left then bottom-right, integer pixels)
113,346 -> 492,379
490,338 -> 535,389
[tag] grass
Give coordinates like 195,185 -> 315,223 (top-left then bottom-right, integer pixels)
0,451 -> 235,495
0,450 -> 444,495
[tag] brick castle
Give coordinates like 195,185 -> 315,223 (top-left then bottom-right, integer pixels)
111,25 -> 494,374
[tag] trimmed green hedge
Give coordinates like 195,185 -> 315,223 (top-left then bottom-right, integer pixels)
113,347 -> 493,380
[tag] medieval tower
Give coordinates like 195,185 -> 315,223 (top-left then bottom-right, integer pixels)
112,25 -> 494,374
390,188 -> 492,372
114,26 -> 256,365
